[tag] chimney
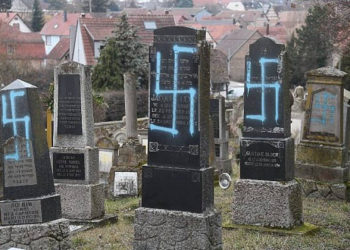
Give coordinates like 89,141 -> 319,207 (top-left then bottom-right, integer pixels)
266,23 -> 270,35
6,11 -> 9,18
165,10 -> 169,15
64,10 -> 67,22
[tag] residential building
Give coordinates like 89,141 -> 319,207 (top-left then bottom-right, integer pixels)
47,37 -> 70,65
41,12 -> 91,55
0,22 -> 45,69
71,15 -> 175,66
216,28 -> 262,82
0,12 -> 31,32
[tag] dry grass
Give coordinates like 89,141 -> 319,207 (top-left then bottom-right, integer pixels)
72,179 -> 350,250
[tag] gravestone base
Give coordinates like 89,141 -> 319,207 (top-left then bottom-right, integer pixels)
0,194 -> 61,226
117,141 -> 146,168
296,142 -> 346,167
297,178 -> 350,201
50,147 -> 99,183
232,179 -> 303,228
0,218 -> 71,250
55,183 -> 104,220
134,207 -> 222,250
215,159 -> 232,175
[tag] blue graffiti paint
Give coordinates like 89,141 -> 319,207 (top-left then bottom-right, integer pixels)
2,90 -> 31,160
150,44 -> 197,136
310,92 -> 335,125
246,57 -> 280,123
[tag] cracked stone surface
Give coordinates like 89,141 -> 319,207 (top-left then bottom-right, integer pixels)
134,207 -> 222,250
0,219 -> 70,250
232,179 -> 303,229
298,179 -> 349,201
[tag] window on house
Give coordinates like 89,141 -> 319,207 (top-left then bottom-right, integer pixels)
144,21 -> 157,30
46,36 -> 52,46
7,44 -> 15,55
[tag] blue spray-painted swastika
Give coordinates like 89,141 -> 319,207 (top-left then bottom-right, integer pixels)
150,44 -> 197,136
2,90 -> 31,161
246,57 -> 280,123
310,92 -> 335,125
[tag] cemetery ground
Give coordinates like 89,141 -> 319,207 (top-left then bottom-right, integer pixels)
71,166 -> 350,250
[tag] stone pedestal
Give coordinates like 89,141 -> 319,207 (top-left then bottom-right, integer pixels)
55,183 -> 104,220
134,207 -> 222,250
296,67 -> 349,201
124,72 -> 138,139
117,140 -> 146,168
232,179 -> 303,228
0,219 -> 70,250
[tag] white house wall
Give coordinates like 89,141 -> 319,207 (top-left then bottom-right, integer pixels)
42,35 -> 60,55
72,21 -> 86,65
9,18 -> 31,32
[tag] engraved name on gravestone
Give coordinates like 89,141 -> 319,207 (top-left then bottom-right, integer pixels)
148,27 -> 201,169
240,38 -> 293,181
1,200 -> 42,225
53,153 -> 85,180
4,137 -> 36,187
57,74 -> 82,135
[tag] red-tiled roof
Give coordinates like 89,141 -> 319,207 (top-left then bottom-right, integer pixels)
183,22 -> 238,42
128,15 -> 175,45
81,24 -> 95,66
78,15 -> 175,65
254,25 -> 288,44
193,0 -> 232,6
0,12 -> 17,23
0,23 -> 45,59
47,37 -> 70,60
80,17 -> 117,41
41,12 -> 92,36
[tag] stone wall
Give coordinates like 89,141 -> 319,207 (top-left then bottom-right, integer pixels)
102,90 -> 148,121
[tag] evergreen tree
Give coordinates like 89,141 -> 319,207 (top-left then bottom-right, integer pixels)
175,0 -> 192,8
92,14 -> 147,90
31,0 -> 45,32
83,0 -> 108,13
0,0 -> 11,12
286,4 -> 333,86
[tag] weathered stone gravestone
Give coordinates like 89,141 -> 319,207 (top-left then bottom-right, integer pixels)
232,37 -> 303,228
134,26 -> 222,249
296,67 -> 349,201
291,86 -> 306,144
113,172 -> 138,197
0,79 -> 70,249
210,96 -> 232,175
50,62 -> 105,220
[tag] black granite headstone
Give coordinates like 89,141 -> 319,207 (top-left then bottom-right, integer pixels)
53,153 -> 85,180
240,37 -> 294,181
0,79 -> 61,225
57,74 -> 82,135
210,99 -> 220,139
243,37 -> 290,138
142,26 -> 213,213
